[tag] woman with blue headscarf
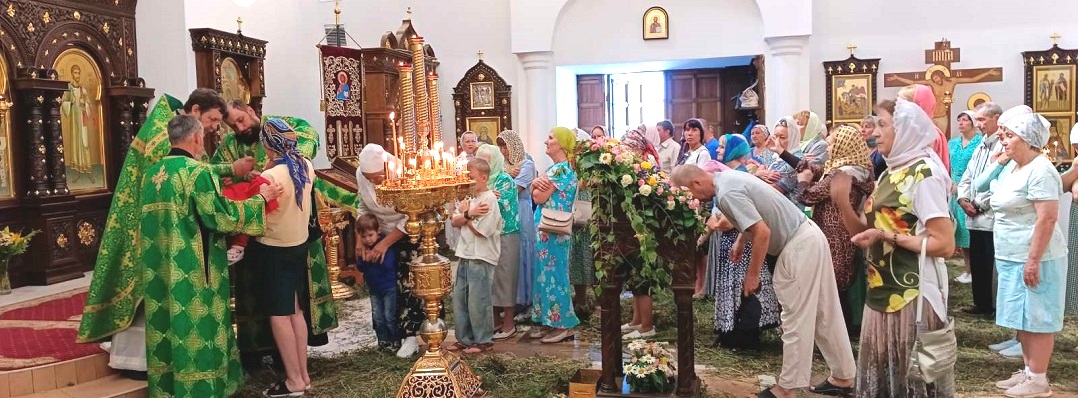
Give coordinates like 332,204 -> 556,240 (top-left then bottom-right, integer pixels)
248,118 -> 316,396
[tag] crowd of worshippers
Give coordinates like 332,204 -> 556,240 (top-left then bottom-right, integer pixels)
357,83 -> 1077,398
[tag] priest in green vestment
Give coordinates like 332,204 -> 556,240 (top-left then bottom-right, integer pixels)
140,114 -> 283,397
218,101 -> 353,363
78,89 -> 244,377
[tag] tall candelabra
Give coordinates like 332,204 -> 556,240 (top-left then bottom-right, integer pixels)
378,32 -> 483,398
317,207 -> 354,300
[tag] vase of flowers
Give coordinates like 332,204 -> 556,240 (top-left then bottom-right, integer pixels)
623,339 -> 677,393
0,227 -> 38,295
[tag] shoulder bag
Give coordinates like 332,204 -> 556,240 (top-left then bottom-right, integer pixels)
538,201 -> 575,236
907,237 -> 957,384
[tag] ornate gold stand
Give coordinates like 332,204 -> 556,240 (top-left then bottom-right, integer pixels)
318,207 -> 355,300
376,179 -> 482,398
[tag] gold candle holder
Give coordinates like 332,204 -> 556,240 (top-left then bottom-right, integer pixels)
410,36 -> 431,150
398,62 -> 416,152
317,207 -> 355,300
428,73 -> 442,145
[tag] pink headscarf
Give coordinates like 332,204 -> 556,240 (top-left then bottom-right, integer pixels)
909,85 -> 951,173
700,160 -> 730,173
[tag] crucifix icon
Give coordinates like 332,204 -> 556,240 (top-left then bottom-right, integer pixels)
884,39 -> 1003,135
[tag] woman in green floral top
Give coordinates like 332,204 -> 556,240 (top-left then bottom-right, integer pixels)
849,99 -> 957,397
476,144 -> 522,340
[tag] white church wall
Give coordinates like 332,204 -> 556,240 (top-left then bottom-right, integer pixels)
136,0 -> 195,102
136,0 -> 519,168
808,0 -> 1078,127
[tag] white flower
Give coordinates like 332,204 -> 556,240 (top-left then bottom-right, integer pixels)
638,185 -> 652,196
641,354 -> 655,364
666,200 -> 676,210
620,175 -> 634,187
599,153 -> 613,165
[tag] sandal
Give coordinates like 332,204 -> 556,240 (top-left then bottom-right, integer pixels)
540,329 -> 576,344
463,343 -> 494,354
446,342 -> 469,352
810,379 -> 854,397
756,387 -> 778,398
264,380 -> 305,397
527,327 -> 547,339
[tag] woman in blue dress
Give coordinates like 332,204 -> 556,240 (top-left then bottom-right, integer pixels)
497,130 -> 537,311
529,127 -> 580,344
948,111 -> 982,284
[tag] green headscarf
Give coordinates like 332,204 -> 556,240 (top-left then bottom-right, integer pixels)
476,143 -> 506,188
552,126 -> 576,155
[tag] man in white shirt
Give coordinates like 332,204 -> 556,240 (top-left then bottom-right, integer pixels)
655,120 -> 680,171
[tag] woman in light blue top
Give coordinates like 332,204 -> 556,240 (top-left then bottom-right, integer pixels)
973,109 -> 1067,397
948,111 -> 982,283
497,130 -> 537,310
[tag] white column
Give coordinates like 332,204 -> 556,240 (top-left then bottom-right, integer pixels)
517,51 -> 555,170
764,35 -> 810,125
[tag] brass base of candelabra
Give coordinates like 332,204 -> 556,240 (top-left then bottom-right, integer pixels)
319,208 -> 355,301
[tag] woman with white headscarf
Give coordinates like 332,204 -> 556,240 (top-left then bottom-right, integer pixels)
847,99 -> 956,397
762,116 -> 804,201
971,109 -> 1066,397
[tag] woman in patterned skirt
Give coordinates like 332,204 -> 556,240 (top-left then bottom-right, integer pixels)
795,125 -> 875,337
948,111 -> 982,284
849,99 -> 956,397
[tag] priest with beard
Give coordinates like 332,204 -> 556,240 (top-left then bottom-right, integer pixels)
78,88 -> 251,380
217,100 -> 354,369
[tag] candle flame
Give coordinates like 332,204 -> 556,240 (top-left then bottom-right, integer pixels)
390,111 -> 396,121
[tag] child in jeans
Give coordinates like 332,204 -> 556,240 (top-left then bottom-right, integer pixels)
355,213 -> 401,352
448,158 -> 503,354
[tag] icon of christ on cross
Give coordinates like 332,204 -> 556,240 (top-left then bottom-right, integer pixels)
884,40 -> 1002,136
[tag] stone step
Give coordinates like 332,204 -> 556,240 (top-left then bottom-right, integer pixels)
0,353 -> 122,397
13,374 -> 146,398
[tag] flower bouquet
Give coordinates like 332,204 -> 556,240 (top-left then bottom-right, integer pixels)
0,227 -> 39,294
574,138 -> 704,288
623,339 -> 677,393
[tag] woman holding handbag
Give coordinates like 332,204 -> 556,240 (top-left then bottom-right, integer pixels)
849,99 -> 956,398
529,126 -> 581,344
971,109 -> 1067,398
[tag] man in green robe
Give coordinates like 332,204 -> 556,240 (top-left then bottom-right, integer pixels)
141,114 -> 282,397
78,89 -> 242,378
217,101 -> 354,366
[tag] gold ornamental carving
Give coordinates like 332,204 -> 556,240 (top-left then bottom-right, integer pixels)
78,222 -> 97,246
42,12 -> 51,24
316,205 -> 355,300
73,11 -> 81,21
56,233 -> 68,248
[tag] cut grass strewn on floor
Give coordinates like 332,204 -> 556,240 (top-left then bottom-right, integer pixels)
237,351 -> 587,398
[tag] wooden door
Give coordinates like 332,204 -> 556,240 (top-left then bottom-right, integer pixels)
721,65 -> 757,135
577,74 -> 608,130
665,69 -> 722,137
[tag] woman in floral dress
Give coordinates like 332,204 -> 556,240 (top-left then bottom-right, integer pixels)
497,130 -> 537,312
849,99 -> 956,397
529,127 -> 580,344
795,125 -> 875,337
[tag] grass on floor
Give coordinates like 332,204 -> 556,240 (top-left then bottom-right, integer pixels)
577,260 -> 1078,394
236,351 -> 587,398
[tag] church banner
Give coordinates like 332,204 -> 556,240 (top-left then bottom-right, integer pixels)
319,45 -> 364,160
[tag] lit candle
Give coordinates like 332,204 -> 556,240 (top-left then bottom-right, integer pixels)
389,112 -> 399,158
383,152 -> 389,179
408,157 -> 417,174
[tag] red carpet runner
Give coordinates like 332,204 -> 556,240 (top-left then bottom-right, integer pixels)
0,289 -> 103,370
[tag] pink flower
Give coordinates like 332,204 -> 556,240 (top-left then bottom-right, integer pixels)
667,196 -> 675,202
688,199 -> 700,210
656,186 -> 664,195
638,179 -> 645,186
591,143 -> 600,151
634,165 -> 642,173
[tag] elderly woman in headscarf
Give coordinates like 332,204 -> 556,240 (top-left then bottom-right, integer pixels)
971,109 -> 1066,397
861,115 -> 887,178
496,130 -> 538,314
355,144 -> 427,358
949,110 -> 983,284
568,128 -> 596,316
529,126 -> 581,344
794,125 -> 876,337
898,84 -> 952,172
848,99 -> 956,397
251,118 -> 317,395
762,116 -> 804,201
750,124 -> 776,165
702,133 -> 782,349
798,111 -> 830,168
474,144 -> 523,341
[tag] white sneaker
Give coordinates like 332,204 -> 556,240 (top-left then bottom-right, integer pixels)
996,370 -> 1027,390
955,272 -> 972,284
990,338 -> 1020,352
622,328 -> 656,340
396,336 -> 418,358
620,323 -> 640,333
1004,375 -> 1052,398
999,343 -> 1024,358
227,246 -> 245,266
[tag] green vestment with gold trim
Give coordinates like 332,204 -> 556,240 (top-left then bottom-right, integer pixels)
140,153 -> 266,398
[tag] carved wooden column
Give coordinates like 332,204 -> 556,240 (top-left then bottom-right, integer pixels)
598,266 -> 625,393
671,242 -> 699,397
42,85 -> 69,196
107,79 -> 155,164
14,68 -> 67,198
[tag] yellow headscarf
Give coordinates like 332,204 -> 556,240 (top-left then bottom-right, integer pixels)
823,125 -> 872,173
552,126 -> 576,155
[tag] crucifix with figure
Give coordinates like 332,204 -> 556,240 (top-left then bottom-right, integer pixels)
884,39 -> 1003,136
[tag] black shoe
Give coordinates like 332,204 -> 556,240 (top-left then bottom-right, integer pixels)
264,380 -> 304,397
962,306 -> 990,315
119,370 -> 147,381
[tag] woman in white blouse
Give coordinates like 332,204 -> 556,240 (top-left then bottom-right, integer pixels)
681,118 -> 712,167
